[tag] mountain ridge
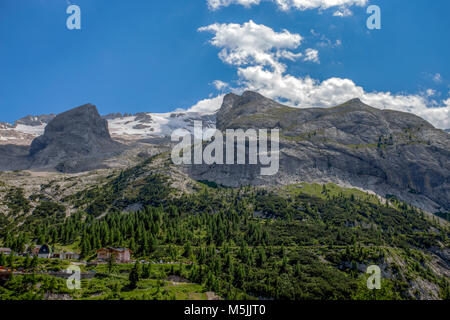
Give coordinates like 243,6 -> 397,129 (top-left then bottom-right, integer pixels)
0,92 -> 448,212
189,92 -> 450,213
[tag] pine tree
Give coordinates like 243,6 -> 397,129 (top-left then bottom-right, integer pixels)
234,264 -> 245,287
23,254 -> 31,269
30,255 -> 38,269
281,255 -> 289,273
129,261 -> 141,289
7,252 -> 15,267
107,254 -> 116,274
256,247 -> 266,267
142,263 -> 152,279
129,238 -> 136,253
0,252 -> 5,266
294,263 -> 302,277
183,242 -> 192,259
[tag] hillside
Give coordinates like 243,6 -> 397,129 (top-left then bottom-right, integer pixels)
0,151 -> 449,300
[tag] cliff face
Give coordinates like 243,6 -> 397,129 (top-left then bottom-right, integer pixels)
29,104 -> 123,173
188,91 -> 450,212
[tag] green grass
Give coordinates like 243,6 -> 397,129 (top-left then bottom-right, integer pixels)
282,182 -> 381,205
76,266 -> 208,300
162,283 -> 207,300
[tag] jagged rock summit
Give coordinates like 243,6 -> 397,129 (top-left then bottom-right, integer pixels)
217,91 -> 286,130
29,104 -> 123,172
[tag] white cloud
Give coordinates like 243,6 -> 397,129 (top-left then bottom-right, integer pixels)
426,89 -> 436,97
213,80 -> 229,90
207,0 -> 368,12
333,6 -> 353,17
185,95 -> 225,114
312,30 -> 342,48
303,48 -> 320,63
200,21 -> 450,129
444,98 -> 450,108
310,29 -> 319,36
275,0 -> 367,11
207,0 -> 261,10
199,20 -> 303,73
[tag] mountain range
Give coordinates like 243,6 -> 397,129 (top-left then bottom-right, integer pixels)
0,91 -> 449,214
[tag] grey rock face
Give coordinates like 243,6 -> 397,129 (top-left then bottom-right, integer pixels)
188,92 -> 450,212
216,91 -> 285,130
0,145 -> 31,170
134,113 -> 153,123
29,104 -> 123,173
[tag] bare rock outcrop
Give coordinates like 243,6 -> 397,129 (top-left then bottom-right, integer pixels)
29,104 -> 124,173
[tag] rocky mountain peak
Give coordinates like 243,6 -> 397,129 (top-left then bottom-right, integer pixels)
328,98 -> 381,115
217,91 -> 286,130
222,91 -> 272,109
29,103 -> 122,172
240,90 -> 266,102
345,97 -> 362,104
38,104 -> 109,138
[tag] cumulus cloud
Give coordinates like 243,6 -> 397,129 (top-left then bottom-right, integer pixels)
199,20 -> 303,73
199,21 -> 450,129
207,0 -> 368,12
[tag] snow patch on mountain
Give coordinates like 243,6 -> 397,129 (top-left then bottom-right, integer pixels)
0,123 -> 46,145
108,111 -> 216,139
15,123 -> 47,135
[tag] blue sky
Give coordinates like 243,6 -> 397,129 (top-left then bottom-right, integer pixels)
0,0 -> 449,128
